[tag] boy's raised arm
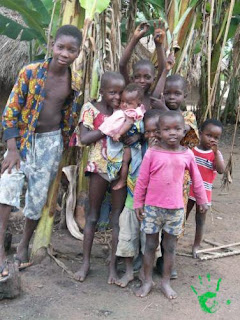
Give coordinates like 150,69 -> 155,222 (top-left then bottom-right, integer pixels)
119,22 -> 150,84
153,20 -> 166,81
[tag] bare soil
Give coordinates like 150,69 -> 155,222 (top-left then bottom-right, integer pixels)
0,127 -> 240,320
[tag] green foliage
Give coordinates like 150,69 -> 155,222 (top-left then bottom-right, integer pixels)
79,0 -> 110,19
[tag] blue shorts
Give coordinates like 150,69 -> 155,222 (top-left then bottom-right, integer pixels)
0,130 -> 63,220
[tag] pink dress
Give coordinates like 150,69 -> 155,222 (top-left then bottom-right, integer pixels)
99,104 -> 145,137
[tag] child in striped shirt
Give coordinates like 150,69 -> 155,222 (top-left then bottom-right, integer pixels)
186,119 -> 225,258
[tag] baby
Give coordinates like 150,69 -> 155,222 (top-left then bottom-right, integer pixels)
99,83 -> 145,190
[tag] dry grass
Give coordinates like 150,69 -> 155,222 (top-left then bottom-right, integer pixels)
0,8 -> 29,90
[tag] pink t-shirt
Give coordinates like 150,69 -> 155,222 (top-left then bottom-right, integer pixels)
98,104 -> 145,137
134,147 -> 208,209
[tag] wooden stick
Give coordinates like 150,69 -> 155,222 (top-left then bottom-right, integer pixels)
199,250 -> 240,261
196,242 -> 240,254
203,239 -> 234,251
176,252 -> 192,257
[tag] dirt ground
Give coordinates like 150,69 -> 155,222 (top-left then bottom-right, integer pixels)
0,126 -> 240,320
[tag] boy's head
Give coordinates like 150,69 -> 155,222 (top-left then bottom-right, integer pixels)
200,119 -> 223,150
164,74 -> 187,111
100,72 -> 125,109
120,83 -> 143,111
159,111 -> 185,146
132,59 -> 155,93
144,109 -> 162,142
52,25 -> 82,66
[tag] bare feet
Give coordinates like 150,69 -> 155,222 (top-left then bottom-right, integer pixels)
192,245 -> 200,259
160,280 -> 177,299
74,263 -> 90,282
115,272 -> 134,288
107,269 -> 118,284
135,281 -> 153,298
112,180 -> 126,191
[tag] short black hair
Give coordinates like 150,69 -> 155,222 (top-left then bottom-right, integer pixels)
133,59 -> 155,76
201,119 -> 223,132
100,71 -> 125,89
144,109 -> 162,123
165,74 -> 187,92
159,110 -> 185,125
55,25 -> 82,47
123,83 -> 144,100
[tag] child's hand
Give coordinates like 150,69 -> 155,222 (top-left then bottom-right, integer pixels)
1,149 -> 20,174
153,19 -> 166,45
123,133 -> 141,146
166,52 -> 175,71
199,204 -> 208,214
150,95 -> 167,110
135,207 -> 145,221
211,143 -> 218,154
113,133 -> 121,142
133,22 -> 150,40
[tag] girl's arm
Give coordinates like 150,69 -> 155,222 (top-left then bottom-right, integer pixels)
153,20 -> 166,81
212,146 -> 225,174
134,150 -> 151,209
119,22 -> 150,84
79,123 -> 104,145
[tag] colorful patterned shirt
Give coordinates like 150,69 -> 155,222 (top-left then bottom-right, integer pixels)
2,58 -> 80,158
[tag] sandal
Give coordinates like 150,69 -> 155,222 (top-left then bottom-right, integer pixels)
14,255 -> 33,271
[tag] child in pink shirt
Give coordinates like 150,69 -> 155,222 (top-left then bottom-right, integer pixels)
134,111 -> 208,300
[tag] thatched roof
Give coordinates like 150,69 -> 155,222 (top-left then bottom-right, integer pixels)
0,8 -> 29,90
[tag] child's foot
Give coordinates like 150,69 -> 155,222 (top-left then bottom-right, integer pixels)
115,272 -> 134,288
74,263 -> 90,282
107,269 -> 119,284
160,280 -> 177,299
135,281 -> 153,298
16,245 -> 29,264
112,180 -> 126,191
192,245 -> 200,259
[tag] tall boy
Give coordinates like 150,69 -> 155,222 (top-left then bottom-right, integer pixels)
0,25 -> 82,277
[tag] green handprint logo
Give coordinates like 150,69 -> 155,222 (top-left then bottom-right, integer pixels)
191,273 -> 231,314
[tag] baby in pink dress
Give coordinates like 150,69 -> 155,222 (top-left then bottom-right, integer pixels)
99,83 -> 145,190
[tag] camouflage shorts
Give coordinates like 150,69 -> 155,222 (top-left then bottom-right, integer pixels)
0,129 -> 63,220
141,205 -> 184,236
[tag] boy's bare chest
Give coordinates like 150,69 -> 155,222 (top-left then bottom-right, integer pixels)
44,74 -> 71,105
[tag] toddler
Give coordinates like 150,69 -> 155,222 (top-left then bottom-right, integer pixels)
134,111 -> 208,299
186,119 -> 225,258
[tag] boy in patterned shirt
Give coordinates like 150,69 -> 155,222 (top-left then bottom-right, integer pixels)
186,119 -> 225,258
0,25 -> 82,277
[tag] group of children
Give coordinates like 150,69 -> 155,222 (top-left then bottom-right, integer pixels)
0,23 -> 225,301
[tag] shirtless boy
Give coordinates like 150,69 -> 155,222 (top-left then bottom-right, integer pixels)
0,25 -> 82,277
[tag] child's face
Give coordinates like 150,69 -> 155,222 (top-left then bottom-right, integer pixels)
164,80 -> 186,111
200,124 -> 222,150
101,79 -> 125,110
52,35 -> 80,67
159,116 -> 185,147
120,90 -> 140,111
144,118 -> 160,141
132,65 -> 155,93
